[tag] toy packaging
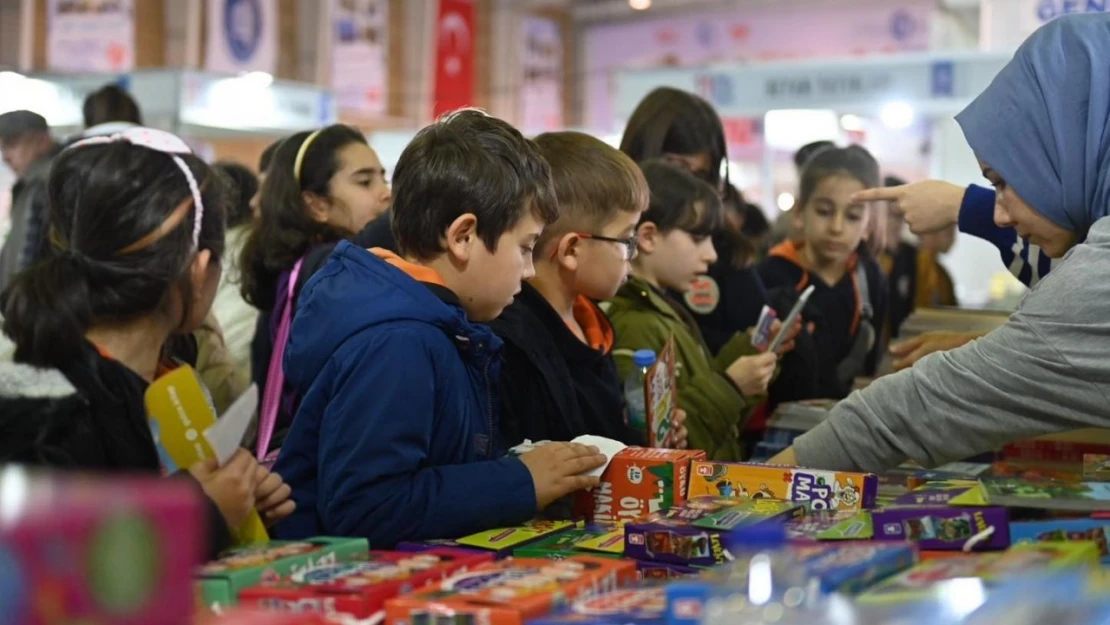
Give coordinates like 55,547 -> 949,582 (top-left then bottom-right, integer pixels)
623,498 -> 750,567
384,556 -> 637,625
686,461 -> 877,510
395,540 -> 494,557
194,608 -> 332,624
644,334 -> 678,448
949,477 -> 1110,511
1010,519 -> 1110,563
575,447 -> 706,524
238,549 -> 492,619
526,586 -> 666,625
892,480 -> 980,506
1083,454 -> 1110,481
870,506 -> 1010,551
513,524 -> 625,560
636,561 -> 703,580
1002,439 -> 1110,465
454,520 -> 575,551
689,497 -> 803,531
784,510 -> 873,541
1,472 -> 203,625
196,537 -> 369,609
857,542 -> 1100,604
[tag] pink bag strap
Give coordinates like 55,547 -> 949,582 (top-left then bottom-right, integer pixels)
256,257 -> 304,460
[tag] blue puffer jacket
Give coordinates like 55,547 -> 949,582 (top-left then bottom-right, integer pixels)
272,241 -> 536,546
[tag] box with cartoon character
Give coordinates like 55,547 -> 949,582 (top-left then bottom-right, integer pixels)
238,549 -> 492,619
1010,519 -> 1110,564
857,542 -> 1100,604
623,497 -> 796,567
398,520 -> 574,559
196,537 -> 369,609
384,556 -> 637,625
513,525 -> 625,560
686,461 -> 877,511
575,448 -> 706,524
526,586 -> 666,625
871,507 -> 1010,551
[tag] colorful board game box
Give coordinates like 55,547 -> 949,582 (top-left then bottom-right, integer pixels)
196,537 -> 369,609
785,510 -> 873,541
1083,454 -> 1110,481
645,335 -> 678,448
871,506 -> 1010,551
687,461 -> 877,510
513,525 -> 625,560
527,587 -> 666,625
575,447 -> 706,524
455,520 -> 575,551
892,480 -> 979,506
636,561 -> 703,580
857,542 -> 1100,604
1010,519 -> 1110,564
384,556 -> 638,625
238,549 -> 492,619
2,473 -> 203,625
689,498 -> 803,531
950,477 -> 1110,511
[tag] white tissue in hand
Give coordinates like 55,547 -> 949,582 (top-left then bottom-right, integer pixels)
571,435 -> 627,478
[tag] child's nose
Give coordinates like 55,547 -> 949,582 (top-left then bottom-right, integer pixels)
993,201 -> 1014,228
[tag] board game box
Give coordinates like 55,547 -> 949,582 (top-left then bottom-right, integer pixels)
238,549 -> 492,619
871,506 -> 1010,551
398,521 -> 573,559
1010,519 -> 1110,564
689,497 -> 803,531
384,556 -> 637,625
686,461 -> 877,510
196,537 -> 369,608
892,480 -> 980,506
635,561 -> 703,580
784,510 -> 873,542
575,447 -> 706,524
526,587 -> 666,625
949,477 -> 1110,511
513,525 -> 625,560
857,542 -> 1100,604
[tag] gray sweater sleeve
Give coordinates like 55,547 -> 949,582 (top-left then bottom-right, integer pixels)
794,222 -> 1110,473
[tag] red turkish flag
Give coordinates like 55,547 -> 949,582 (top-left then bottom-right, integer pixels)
433,0 -> 476,118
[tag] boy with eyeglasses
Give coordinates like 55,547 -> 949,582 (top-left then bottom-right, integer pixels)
491,132 -> 687,449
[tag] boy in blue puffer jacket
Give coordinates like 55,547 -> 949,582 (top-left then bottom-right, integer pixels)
272,110 -> 606,547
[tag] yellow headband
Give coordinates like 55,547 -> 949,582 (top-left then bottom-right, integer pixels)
293,128 -> 323,185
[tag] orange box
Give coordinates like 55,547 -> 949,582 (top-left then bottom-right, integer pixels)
575,447 -> 706,524
384,556 -> 637,625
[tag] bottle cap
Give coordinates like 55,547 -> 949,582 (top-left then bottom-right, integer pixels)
632,349 -> 657,367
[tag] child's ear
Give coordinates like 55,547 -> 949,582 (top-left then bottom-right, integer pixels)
444,212 -> 479,263
790,206 -> 806,230
555,232 -> 581,271
303,191 -> 331,223
190,249 -> 214,296
636,222 -> 658,255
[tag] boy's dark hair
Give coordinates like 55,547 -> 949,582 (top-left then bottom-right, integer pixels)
797,145 -> 885,251
390,109 -> 557,260
259,137 -> 283,173
533,131 -> 648,249
620,87 -> 728,188
884,175 -> 907,187
794,140 -> 835,171
82,84 -> 143,127
1,142 -> 227,369
239,124 -> 366,310
214,161 -> 259,229
637,160 -> 723,238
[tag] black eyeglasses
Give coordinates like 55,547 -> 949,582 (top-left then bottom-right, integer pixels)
550,232 -> 639,260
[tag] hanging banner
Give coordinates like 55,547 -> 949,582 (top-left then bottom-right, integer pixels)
432,0 -> 476,118
980,0 -> 1110,50
205,0 -> 278,75
330,0 -> 388,115
46,0 -> 135,72
519,16 -> 563,134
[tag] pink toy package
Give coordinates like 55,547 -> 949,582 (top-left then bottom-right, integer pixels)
0,469 -> 204,625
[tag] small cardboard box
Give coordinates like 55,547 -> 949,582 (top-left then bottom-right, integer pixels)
196,537 -> 369,609
513,525 -> 625,559
527,587 -> 666,625
785,510 -> 873,542
397,520 -> 573,559
238,549 -> 492,619
385,556 -> 638,625
575,447 -> 706,524
871,506 -> 1010,551
1010,519 -> 1110,563
687,461 -> 877,510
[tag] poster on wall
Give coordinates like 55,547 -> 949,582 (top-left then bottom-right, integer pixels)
205,0 -> 278,75
47,0 -> 134,72
583,0 -> 935,132
331,0 -> 388,115
433,0 -> 476,118
519,16 -> 563,134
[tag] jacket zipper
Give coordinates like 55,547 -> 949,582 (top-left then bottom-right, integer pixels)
482,353 -> 494,459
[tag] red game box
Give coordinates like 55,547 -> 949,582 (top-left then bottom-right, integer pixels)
575,447 -> 706,524
384,556 -> 638,625
239,549 -> 492,620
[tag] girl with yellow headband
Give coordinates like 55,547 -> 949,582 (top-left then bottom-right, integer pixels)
240,124 -> 391,462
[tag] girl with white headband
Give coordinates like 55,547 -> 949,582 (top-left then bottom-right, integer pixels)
0,128 -> 294,556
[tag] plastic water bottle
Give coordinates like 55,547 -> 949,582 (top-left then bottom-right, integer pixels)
624,349 -> 656,432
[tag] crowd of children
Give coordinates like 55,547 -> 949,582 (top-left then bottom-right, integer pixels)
1,12 -> 1109,561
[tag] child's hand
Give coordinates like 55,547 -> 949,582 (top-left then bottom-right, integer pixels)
670,410 -> 689,450
253,464 -> 296,527
189,449 -> 259,530
726,352 -> 777,397
518,442 -> 606,510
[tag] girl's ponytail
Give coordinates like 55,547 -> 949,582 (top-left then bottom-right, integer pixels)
1,253 -> 94,368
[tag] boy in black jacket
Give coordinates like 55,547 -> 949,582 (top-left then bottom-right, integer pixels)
491,132 -> 686,449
